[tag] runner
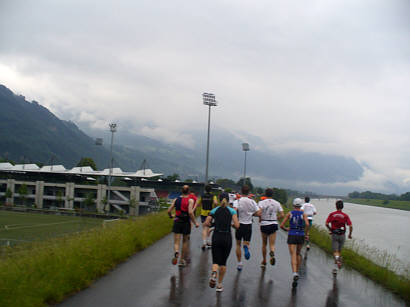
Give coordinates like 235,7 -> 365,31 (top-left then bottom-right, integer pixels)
167,185 -> 199,267
206,192 -> 239,292
301,196 -> 317,250
234,185 -> 259,271
280,198 -> 309,288
197,184 -> 218,250
257,188 -> 284,268
325,199 -> 353,275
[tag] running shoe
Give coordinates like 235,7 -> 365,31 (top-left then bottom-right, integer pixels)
260,261 -> 267,268
216,285 -> 224,292
201,244 -> 206,251
237,263 -> 243,271
332,269 -> 338,275
178,259 -> 186,267
209,272 -> 217,288
306,244 -> 310,251
292,273 -> 299,288
269,251 -> 276,266
172,252 -> 179,265
244,245 -> 251,260
206,242 -> 212,249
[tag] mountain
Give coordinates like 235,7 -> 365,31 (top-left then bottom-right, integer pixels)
0,84 -> 364,193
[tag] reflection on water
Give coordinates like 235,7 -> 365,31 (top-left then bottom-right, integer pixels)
231,271 -> 246,307
169,268 -> 185,304
287,287 -> 298,307
325,276 -> 339,307
256,268 -> 273,304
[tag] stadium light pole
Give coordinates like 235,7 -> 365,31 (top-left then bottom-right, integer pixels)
242,143 -> 250,185
203,93 -> 217,184
107,123 -> 117,212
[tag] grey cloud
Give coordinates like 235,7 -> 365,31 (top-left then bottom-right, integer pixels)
0,0 -> 409,193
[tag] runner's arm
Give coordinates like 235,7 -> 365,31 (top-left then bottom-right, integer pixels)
188,199 -> 199,227
280,212 -> 291,231
204,215 -> 212,227
167,199 -> 176,218
325,215 -> 332,234
232,214 -> 240,229
213,195 -> 218,207
278,206 -> 285,220
303,213 -> 310,237
254,208 -> 262,217
348,225 -> 353,239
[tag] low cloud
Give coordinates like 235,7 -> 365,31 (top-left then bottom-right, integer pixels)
0,0 -> 409,193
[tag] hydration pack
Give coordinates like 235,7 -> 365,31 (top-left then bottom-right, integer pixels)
175,197 -> 189,222
201,193 -> 214,211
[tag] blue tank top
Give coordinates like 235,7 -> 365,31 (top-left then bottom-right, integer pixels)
289,210 -> 305,236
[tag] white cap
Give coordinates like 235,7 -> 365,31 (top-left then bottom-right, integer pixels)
293,198 -> 303,207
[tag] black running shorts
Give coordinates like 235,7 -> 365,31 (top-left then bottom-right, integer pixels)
287,235 -> 304,245
172,221 -> 191,235
212,232 -> 232,266
235,223 -> 252,242
260,224 -> 278,235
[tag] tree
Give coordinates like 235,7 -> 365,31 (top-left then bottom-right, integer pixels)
56,190 -> 64,208
83,192 -> 96,211
5,188 -> 13,206
166,173 -> 180,181
400,192 -> 410,201
255,187 -> 264,195
18,184 -> 28,206
272,188 -> 288,205
77,157 -> 97,170
348,191 -> 360,198
236,178 -> 254,191
216,178 -> 239,191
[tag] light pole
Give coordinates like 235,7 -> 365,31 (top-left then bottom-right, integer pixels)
203,93 -> 217,184
107,123 -> 117,212
242,143 -> 250,185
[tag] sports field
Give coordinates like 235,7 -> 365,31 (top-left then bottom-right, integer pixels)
0,211 -> 103,246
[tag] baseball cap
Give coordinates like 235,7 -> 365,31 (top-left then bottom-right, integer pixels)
293,198 -> 303,207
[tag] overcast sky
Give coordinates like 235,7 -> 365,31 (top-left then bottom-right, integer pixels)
0,0 -> 409,194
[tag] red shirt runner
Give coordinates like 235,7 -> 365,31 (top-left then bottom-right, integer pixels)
326,210 -> 352,232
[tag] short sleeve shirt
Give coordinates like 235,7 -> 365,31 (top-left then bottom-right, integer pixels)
236,197 -> 258,224
257,198 -> 283,225
301,202 -> 316,220
326,210 -> 352,231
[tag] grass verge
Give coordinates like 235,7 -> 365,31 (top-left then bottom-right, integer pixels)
0,211 -> 173,307
309,224 -> 410,303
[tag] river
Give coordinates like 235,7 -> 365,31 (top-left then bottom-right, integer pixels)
310,198 -> 410,274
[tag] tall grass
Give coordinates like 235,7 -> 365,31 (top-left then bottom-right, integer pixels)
309,225 -> 410,303
0,211 -> 173,307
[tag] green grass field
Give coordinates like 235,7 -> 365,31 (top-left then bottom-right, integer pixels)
0,211 -> 103,246
345,198 -> 410,211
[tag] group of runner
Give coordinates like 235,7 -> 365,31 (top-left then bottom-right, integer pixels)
167,184 -> 353,291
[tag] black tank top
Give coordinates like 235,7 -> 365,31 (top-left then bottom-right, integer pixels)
213,207 -> 232,233
201,193 -> 213,211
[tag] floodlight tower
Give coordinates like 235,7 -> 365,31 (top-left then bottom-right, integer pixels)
107,123 -> 117,212
242,143 -> 250,185
203,93 -> 217,184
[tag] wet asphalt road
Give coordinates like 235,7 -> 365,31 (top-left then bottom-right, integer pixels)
60,220 -> 405,307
